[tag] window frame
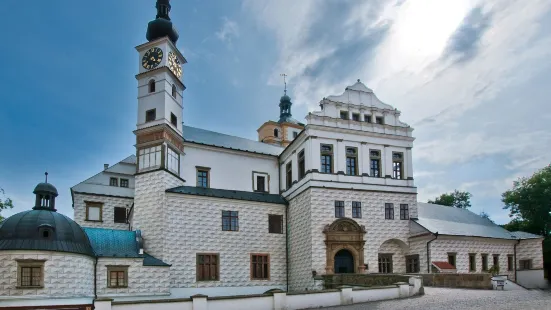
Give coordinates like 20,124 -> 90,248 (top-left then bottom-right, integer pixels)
166,146 -> 180,175
138,144 -> 162,172
16,259 -> 45,288
378,254 -> 393,273
114,207 -> 127,224
469,253 -> 477,272
375,116 -> 384,124
222,210 -> 239,231
405,254 -> 419,273
145,108 -> 156,122
170,112 -> 178,127
298,150 -> 306,180
481,254 -> 488,271
492,254 -> 499,268
519,259 -> 532,270
392,152 -> 403,179
196,253 -> 220,281
286,161 -> 293,189
268,214 -> 283,234
293,131 -> 298,138
352,113 -> 360,121
250,253 -> 270,280
448,253 -> 456,267
384,203 -> 394,220
148,79 -> 156,93
120,178 -> 129,188
256,175 -> 266,192
196,166 -> 210,188
85,202 -> 103,222
107,266 -> 128,288
320,144 -> 334,174
507,255 -> 514,271
340,111 -> 349,120
399,204 -> 409,220
172,84 -> 177,98
364,114 -> 372,123
109,177 -> 118,187
345,147 -> 358,176
370,150 -> 381,177
335,200 -> 345,218
352,201 -> 362,218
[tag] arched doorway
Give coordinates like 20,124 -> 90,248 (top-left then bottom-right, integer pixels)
334,249 -> 354,273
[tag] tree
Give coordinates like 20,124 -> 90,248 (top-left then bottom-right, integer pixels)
0,187 -> 14,222
479,211 -> 494,223
428,190 -> 472,208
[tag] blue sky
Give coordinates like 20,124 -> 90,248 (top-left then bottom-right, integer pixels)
1,0 -> 550,224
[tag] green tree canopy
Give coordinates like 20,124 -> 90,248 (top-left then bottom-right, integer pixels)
0,187 -> 14,222
428,190 -> 472,208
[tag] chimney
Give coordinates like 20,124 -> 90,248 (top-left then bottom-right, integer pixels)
104,164 -> 109,170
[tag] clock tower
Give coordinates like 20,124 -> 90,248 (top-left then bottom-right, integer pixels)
132,0 -> 187,260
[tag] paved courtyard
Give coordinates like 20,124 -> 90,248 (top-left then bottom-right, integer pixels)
322,287 -> 551,310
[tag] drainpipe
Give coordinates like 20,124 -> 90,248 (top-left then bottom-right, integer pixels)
514,238 -> 521,281
426,232 -> 438,273
94,256 -> 98,299
285,203 -> 290,292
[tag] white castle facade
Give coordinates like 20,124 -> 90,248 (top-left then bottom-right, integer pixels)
0,1 -> 546,308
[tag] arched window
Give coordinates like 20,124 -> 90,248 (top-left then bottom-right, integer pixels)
148,79 -> 156,93
274,128 -> 279,138
172,84 -> 177,98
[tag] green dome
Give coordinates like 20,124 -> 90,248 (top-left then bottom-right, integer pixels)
280,94 -> 291,103
33,182 -> 58,197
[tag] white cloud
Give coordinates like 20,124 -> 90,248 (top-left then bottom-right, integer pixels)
215,17 -> 239,45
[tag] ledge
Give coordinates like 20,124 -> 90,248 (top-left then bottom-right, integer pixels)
287,289 -> 340,295
113,298 -> 192,305
15,286 -> 44,289
207,293 -> 270,300
351,285 -> 398,291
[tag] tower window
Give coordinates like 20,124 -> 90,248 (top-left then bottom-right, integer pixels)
346,147 -> 358,176
42,230 -> 49,238
320,144 -> 333,174
109,177 -> 118,187
146,109 -> 156,122
274,128 -> 279,138
172,84 -> 177,98
167,147 -> 180,174
340,111 -> 349,120
293,131 -> 298,138
298,150 -> 305,180
171,113 -> 178,127
352,113 -> 360,121
148,79 -> 156,93
364,114 -> 372,123
286,161 -> 293,189
370,150 -> 381,177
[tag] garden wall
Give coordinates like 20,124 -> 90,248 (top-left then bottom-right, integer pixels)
420,273 -> 492,289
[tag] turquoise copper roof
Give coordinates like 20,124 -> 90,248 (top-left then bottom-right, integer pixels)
83,227 -> 169,266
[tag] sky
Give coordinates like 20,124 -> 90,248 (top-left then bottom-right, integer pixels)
1,0 -> 550,224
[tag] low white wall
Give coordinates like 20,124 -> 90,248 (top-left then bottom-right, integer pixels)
287,291 -> 341,309
113,300 -> 192,310
169,285 -> 286,298
517,269 -> 549,289
351,287 -> 400,303
208,296 -> 273,310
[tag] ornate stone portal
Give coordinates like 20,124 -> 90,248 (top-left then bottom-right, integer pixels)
323,218 -> 366,274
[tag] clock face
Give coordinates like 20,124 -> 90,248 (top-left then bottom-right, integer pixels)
142,47 -> 163,70
168,52 -> 182,78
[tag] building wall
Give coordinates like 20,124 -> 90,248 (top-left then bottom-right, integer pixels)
181,145 -> 280,193
132,170 -> 185,261
164,194 -> 287,291
73,193 -> 133,230
287,189 -> 313,291
96,258 -> 170,297
408,237 -> 430,273
0,251 -> 94,298
517,238 -> 544,269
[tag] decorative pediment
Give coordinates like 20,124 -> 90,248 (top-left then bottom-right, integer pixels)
324,218 -> 366,234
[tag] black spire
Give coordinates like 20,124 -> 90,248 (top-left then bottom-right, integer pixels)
146,0 -> 179,44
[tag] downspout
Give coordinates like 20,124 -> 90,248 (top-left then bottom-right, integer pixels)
285,203 -> 289,292
426,232 -> 438,273
94,256 -> 98,299
514,238 -> 520,281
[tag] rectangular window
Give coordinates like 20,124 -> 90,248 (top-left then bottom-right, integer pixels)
145,108 -> 156,122
320,144 -> 333,174
385,203 -> 394,220
378,254 -> 393,273
197,254 -> 219,281
18,261 -> 44,288
298,150 -> 305,180
481,254 -> 488,271
352,201 -> 361,218
251,254 -> 270,280
222,211 -> 238,231
268,214 -> 283,234
340,111 -> 349,120
138,145 -> 162,171
107,266 -> 128,288
352,113 -> 360,121
345,147 -> 358,176
109,177 -> 118,187
370,150 -> 381,177
448,253 -> 456,267
364,114 -> 372,123
120,178 -> 129,188
114,207 -> 127,224
507,255 -> 513,271
375,116 -> 384,124
392,152 -> 403,179
167,147 -> 180,174
335,201 -> 345,218
196,167 -> 210,188
86,203 -> 102,222
406,255 -> 419,273
493,254 -> 499,268
171,112 -> 177,127
519,259 -> 532,270
286,162 -> 292,189
469,254 -> 476,272
256,175 -> 266,192
400,204 -> 409,220
293,131 -> 298,138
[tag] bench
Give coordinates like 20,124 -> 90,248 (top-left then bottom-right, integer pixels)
495,280 -> 505,290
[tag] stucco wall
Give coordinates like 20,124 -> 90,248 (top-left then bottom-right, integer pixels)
96,258 -> 170,297
73,193 -> 133,230
288,189 -> 313,291
163,193 -> 287,290
517,238 -> 544,269
0,251 -> 94,298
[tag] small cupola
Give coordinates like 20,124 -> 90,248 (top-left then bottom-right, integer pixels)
32,172 -> 58,211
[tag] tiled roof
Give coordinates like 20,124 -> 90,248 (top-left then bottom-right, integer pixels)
183,125 -> 284,156
432,261 -> 456,270
166,186 -> 288,205
83,228 -> 169,266
415,203 -> 517,240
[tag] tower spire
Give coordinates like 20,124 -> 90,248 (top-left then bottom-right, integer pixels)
280,73 -> 288,95
146,0 -> 179,43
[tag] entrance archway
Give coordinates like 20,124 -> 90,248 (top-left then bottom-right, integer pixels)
323,218 -> 366,274
334,249 -> 354,273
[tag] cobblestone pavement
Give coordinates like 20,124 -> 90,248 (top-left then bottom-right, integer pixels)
322,287 -> 551,310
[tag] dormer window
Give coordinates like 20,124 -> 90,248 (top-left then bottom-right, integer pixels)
340,111 -> 349,120
375,116 -> 384,125
352,113 -> 360,121
364,114 -> 372,123
148,79 -> 156,93
38,224 -> 54,240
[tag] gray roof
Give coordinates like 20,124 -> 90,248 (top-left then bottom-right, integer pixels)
415,203 -> 527,240
183,125 -> 284,156
509,231 -> 542,239
166,186 -> 287,205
